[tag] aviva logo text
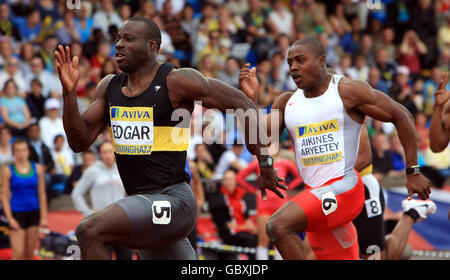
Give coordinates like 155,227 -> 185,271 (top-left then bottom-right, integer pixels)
110,106 -> 153,122
296,119 -> 339,138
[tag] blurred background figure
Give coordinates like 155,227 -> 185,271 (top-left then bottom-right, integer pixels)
1,138 -> 47,260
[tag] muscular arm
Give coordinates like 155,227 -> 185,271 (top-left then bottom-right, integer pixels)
340,79 -> 430,199
430,100 -> 450,152
168,68 -> 288,198
341,80 -> 418,168
168,68 -> 269,161
62,75 -> 113,152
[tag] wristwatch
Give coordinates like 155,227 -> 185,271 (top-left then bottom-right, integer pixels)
406,165 -> 421,175
259,156 -> 274,168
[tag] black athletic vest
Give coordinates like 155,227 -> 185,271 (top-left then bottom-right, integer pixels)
105,63 -> 190,194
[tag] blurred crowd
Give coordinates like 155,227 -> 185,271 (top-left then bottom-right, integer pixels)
0,0 -> 448,258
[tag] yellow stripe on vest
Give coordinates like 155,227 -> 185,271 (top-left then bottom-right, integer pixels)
110,126 -> 190,154
152,126 -> 190,152
359,164 -> 373,177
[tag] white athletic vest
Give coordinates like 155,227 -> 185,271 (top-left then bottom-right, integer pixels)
284,74 -> 362,187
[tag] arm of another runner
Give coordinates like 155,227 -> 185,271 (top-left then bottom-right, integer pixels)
429,72 -> 450,152
167,67 -> 287,199
340,79 -> 431,200
354,120 -> 373,172
55,45 -> 111,152
239,63 -> 290,144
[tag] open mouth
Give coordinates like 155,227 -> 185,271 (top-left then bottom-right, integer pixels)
292,74 -> 302,83
115,53 -> 125,62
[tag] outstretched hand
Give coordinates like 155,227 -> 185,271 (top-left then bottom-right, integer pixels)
257,167 -> 288,200
239,63 -> 259,103
55,45 -> 80,94
434,71 -> 450,108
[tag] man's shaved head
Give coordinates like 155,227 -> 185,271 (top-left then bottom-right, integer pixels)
292,37 -> 325,57
126,16 -> 161,51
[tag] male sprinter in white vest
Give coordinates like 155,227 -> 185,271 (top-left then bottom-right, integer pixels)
55,17 -> 285,260
239,38 -> 431,260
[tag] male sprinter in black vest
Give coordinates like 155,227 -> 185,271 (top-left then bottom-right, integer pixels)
55,17 -> 284,260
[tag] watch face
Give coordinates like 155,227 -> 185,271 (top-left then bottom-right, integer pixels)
268,157 -> 273,166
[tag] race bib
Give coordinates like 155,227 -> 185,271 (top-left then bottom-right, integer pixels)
296,119 -> 342,166
110,106 -> 154,155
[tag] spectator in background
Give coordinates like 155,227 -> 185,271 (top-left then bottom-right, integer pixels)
0,126 -> 13,166
71,141 -> 132,260
208,169 -> 257,260
49,134 -> 74,197
318,33 -> 340,68
371,132 -> 398,181
398,30 -> 427,78
25,78 -> 46,122
198,30 -> 221,66
268,0 -> 294,39
375,27 -> 396,62
74,1 -> 94,44
411,0 -> 438,70
387,133 -> 407,173
161,0 -> 190,55
375,47 -> 397,89
198,54 -> 218,79
1,138 -> 47,260
89,40 -> 111,80
243,0 -> 271,43
412,78 -> 425,111
77,81 -> 96,115
118,4 -> 132,22
193,143 -> 215,179
16,10 -> 41,43
349,54 -> 369,81
34,0 -> 60,22
415,111 -> 429,152
217,6 -> 244,45
65,149 -> 96,194
0,79 -> 31,137
437,11 -> 450,50
133,0 -> 155,20
389,66 -> 418,116
24,56 -> 59,99
56,10 -> 80,45
180,4 -> 200,37
26,123 -> 54,186
328,2 -> 351,37
215,142 -> 248,178
217,56 -> 240,88
18,42 -> 35,76
38,98 -> 66,151
368,67 -> 390,93
334,54 -> 357,80
0,3 -> 21,41
0,56 -> 26,97
423,66 -> 450,117
92,0 -> 123,37
226,0 -> 249,18
156,0 -> 185,16
0,38 -> 14,69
